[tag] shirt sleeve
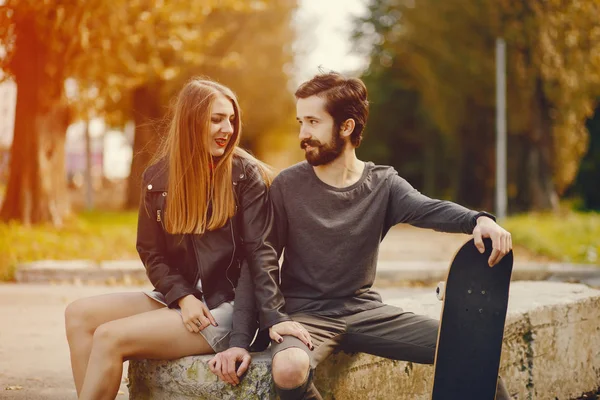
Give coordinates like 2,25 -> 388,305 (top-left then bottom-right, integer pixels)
385,170 -> 482,234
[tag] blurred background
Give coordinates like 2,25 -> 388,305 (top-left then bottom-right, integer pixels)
0,0 -> 599,280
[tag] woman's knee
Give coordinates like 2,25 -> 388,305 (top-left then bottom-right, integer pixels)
65,298 -> 96,339
91,321 -> 123,355
272,348 -> 311,389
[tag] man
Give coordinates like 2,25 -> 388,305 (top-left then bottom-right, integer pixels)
210,72 -> 512,399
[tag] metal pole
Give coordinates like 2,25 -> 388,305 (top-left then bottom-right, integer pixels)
84,120 -> 94,210
495,38 -> 507,220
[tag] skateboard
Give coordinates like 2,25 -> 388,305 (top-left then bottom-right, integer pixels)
431,238 -> 514,400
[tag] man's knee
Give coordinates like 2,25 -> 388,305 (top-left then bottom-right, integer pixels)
272,347 -> 310,389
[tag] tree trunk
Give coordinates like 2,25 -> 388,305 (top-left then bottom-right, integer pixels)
125,84 -> 163,209
0,17 -> 71,226
423,128 -> 436,197
524,78 -> 558,211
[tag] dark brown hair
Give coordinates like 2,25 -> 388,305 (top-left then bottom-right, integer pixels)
295,71 -> 369,147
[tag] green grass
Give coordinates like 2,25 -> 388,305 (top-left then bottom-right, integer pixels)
0,210 -> 139,281
503,210 -> 600,265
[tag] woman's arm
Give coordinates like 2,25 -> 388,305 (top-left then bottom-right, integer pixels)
136,171 -> 197,308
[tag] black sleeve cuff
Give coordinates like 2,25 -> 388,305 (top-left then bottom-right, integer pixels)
471,211 -> 496,229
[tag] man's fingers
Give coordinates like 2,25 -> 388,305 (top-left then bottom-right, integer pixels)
214,357 -> 226,383
208,357 -> 217,373
237,354 -> 251,377
488,247 -> 501,267
226,356 -> 239,385
222,356 -> 237,385
473,228 -> 485,253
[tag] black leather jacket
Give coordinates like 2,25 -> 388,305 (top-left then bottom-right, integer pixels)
135,155 -> 277,349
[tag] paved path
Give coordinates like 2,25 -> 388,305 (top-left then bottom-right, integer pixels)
0,226 -> 586,399
0,284 -> 141,399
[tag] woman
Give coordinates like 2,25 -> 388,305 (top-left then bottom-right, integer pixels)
65,78 -> 289,399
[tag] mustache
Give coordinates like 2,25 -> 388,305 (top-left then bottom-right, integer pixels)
300,139 -> 321,149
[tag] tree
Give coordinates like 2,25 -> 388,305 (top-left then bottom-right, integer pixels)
0,1 -> 87,225
0,0 -> 299,222
571,102 -> 600,210
69,1 -> 272,209
354,0 -> 600,211
71,1 -> 299,208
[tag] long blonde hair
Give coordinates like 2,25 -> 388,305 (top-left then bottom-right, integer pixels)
152,77 -> 272,235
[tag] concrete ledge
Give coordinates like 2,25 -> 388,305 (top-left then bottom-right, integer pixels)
14,259 -> 600,287
15,260 -> 147,285
374,261 -> 600,287
127,282 -> 600,400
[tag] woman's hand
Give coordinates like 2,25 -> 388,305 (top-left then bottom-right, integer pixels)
269,321 -> 313,350
178,294 -> 217,333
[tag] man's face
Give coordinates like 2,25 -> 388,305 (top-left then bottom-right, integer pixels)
296,95 -> 345,166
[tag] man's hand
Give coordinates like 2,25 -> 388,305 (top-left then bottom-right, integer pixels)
208,347 -> 251,386
178,295 -> 217,333
472,216 -> 512,267
269,321 -> 314,350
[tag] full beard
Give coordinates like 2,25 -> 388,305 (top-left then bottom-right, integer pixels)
301,128 -> 346,166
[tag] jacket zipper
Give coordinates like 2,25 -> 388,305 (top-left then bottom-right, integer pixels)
224,207 -> 237,290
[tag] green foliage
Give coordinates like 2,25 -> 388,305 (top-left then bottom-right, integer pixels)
0,211 -> 139,281
504,210 -> 600,264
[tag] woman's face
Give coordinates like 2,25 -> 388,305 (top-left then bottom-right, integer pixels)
208,93 -> 236,157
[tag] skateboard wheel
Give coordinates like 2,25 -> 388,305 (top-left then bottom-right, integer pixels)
436,281 -> 446,301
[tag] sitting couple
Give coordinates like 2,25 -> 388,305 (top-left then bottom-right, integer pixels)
65,72 -> 513,400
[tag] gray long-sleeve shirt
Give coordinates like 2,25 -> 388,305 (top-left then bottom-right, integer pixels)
262,161 -> 485,324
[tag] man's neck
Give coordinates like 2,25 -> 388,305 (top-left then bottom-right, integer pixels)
312,148 -> 365,188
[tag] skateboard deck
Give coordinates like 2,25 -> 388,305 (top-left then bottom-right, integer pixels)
431,238 -> 513,400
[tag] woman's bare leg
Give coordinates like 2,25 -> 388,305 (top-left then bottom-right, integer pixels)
78,307 -> 214,400
64,293 -> 163,395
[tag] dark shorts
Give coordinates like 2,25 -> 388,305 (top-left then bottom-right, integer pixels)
270,304 -> 439,369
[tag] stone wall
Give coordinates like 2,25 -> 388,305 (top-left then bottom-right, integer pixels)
128,282 -> 600,400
